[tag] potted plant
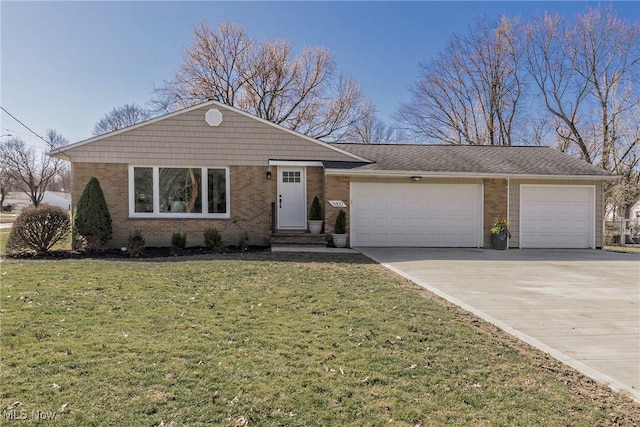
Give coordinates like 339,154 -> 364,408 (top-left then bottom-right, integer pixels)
332,209 -> 347,248
491,217 -> 511,250
308,196 -> 323,235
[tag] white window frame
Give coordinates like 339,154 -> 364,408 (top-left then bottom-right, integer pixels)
128,165 -> 230,219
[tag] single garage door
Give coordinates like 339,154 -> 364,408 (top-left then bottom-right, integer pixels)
520,185 -> 595,248
351,182 -> 483,247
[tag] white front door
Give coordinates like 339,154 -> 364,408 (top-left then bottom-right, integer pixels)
278,167 -> 306,229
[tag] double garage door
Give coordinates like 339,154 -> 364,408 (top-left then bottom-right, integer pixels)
350,182 -> 595,248
351,182 -> 483,247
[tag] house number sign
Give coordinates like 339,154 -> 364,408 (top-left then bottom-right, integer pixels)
328,200 -> 347,208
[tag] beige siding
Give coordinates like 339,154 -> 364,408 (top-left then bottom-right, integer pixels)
509,179 -> 604,248
63,104 -> 359,164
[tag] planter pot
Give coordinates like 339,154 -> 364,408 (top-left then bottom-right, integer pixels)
308,220 -> 323,235
492,232 -> 508,250
332,233 -> 347,248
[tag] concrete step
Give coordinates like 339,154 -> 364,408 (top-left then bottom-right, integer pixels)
270,232 -> 328,246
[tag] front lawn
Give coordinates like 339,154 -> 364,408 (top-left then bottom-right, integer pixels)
1,254 -> 638,426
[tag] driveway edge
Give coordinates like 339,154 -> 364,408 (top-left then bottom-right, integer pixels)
363,252 -> 640,403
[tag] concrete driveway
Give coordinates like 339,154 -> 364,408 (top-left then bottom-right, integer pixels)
358,248 -> 640,401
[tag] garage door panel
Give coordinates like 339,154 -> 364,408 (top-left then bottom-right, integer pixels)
520,186 -> 594,249
351,182 -> 482,247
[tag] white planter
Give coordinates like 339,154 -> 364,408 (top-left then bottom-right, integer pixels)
332,233 -> 347,248
308,220 -> 323,235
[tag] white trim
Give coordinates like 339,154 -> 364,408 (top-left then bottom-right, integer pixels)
506,178 -> 510,250
51,100 -> 370,163
128,165 -> 230,219
519,184 -> 596,249
269,160 -> 324,167
478,183 -> 485,249
277,166 -> 307,229
325,169 -> 617,181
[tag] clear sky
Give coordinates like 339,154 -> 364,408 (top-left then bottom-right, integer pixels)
2,1 -> 639,153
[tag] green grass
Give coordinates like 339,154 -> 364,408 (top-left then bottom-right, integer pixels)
605,245 -> 640,253
1,254 -> 638,426
0,212 -> 18,223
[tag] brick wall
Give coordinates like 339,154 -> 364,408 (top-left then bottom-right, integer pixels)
324,175 -> 350,245
72,163 -> 276,248
483,178 -> 508,248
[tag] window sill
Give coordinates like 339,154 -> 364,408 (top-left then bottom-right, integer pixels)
129,214 -> 230,220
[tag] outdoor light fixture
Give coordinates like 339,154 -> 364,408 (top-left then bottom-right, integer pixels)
411,176 -> 422,182
266,171 -> 272,180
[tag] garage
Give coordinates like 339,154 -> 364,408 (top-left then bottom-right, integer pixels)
350,182 -> 483,247
520,185 -> 595,248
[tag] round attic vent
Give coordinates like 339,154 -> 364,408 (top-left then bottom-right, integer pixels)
205,109 -> 223,126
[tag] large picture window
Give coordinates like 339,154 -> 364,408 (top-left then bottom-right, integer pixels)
129,166 -> 229,218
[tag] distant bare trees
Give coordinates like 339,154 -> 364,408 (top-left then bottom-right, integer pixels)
524,6 -> 640,216
398,6 -> 639,216
93,103 -> 151,136
345,108 -> 397,143
0,131 -> 66,207
152,21 -> 372,141
397,17 -> 523,145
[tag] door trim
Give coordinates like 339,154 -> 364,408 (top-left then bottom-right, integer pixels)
277,166 -> 307,229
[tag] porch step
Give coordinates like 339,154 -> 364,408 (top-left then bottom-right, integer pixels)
270,232 -> 328,247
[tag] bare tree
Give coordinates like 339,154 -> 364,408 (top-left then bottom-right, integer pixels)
47,164 -> 71,192
93,103 -> 151,136
0,167 -> 13,210
397,16 -> 524,145
524,6 -> 640,215
345,107 -> 396,143
152,21 -> 371,141
1,132 -> 66,207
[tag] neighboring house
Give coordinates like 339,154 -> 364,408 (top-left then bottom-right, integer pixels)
51,100 -> 616,249
631,200 -> 640,220
4,191 -> 71,211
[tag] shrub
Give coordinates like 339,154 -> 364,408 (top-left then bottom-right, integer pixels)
309,196 -> 322,221
203,227 -> 223,251
127,230 -> 146,258
74,177 -> 112,252
334,209 -> 347,234
171,231 -> 187,255
6,206 -> 70,255
238,231 -> 249,251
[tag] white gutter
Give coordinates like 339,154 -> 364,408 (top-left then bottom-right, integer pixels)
324,169 -> 618,181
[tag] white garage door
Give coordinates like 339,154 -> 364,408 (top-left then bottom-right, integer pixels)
520,185 -> 595,248
351,182 -> 483,247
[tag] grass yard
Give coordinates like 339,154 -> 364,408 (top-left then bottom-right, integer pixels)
1,253 -> 639,426
0,212 -> 18,224
605,245 -> 640,253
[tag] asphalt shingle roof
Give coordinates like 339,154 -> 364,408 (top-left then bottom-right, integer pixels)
326,144 -> 616,177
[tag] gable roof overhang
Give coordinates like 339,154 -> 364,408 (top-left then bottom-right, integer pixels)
325,143 -> 618,181
49,100 -> 371,164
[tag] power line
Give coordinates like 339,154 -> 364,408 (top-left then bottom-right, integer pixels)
0,106 -> 55,149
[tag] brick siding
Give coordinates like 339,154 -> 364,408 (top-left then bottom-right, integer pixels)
72,163 -> 277,248
483,178 -> 508,248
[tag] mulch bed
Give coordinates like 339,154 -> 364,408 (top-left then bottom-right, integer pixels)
4,245 -> 271,260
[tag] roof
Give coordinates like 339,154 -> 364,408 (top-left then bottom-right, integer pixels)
49,100 -> 369,164
326,144 -> 617,179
